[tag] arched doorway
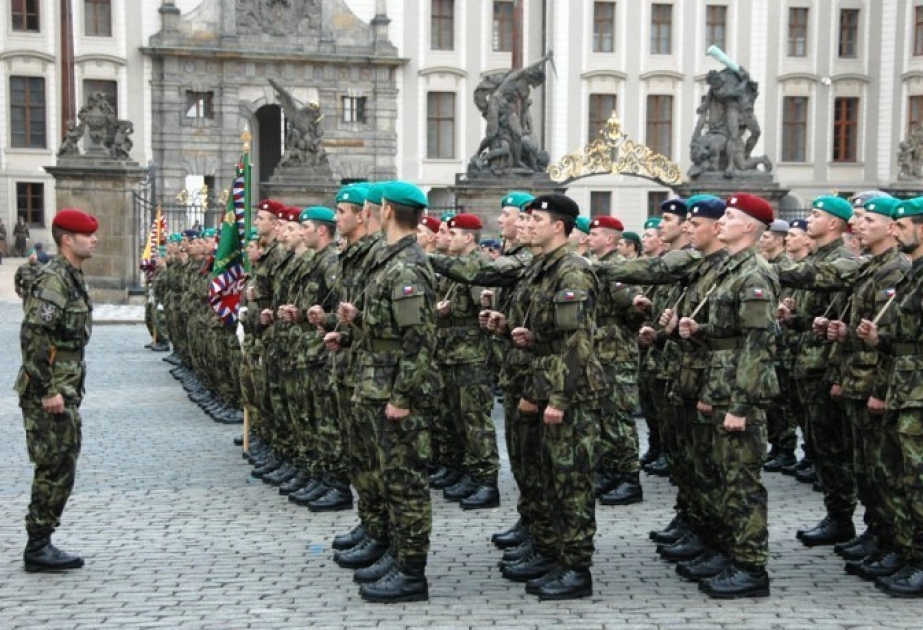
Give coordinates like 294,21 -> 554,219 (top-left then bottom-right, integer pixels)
255,104 -> 283,185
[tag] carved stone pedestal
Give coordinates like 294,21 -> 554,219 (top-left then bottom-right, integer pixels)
261,168 -> 340,208
45,160 -> 148,304
449,172 -> 566,229
881,183 -> 923,200
675,173 -> 790,210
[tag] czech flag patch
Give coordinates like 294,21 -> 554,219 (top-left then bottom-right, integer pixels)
751,288 -> 764,298
564,290 -> 576,300
402,286 -> 415,296
885,288 -> 896,298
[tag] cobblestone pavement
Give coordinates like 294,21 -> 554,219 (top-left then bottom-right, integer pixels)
0,300 -> 917,629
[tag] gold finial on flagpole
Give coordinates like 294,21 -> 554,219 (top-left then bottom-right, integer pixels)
242,127 -> 251,152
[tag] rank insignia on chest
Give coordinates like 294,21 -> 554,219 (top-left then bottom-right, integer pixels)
563,290 -> 576,300
402,286 -> 415,296
751,288 -> 764,298
39,303 -> 56,322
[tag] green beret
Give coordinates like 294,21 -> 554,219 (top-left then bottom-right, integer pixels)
300,206 -> 336,223
501,191 -> 535,211
864,197 -> 901,219
643,217 -> 662,230
575,216 -> 591,235
812,195 -> 853,222
202,228 -> 217,238
367,180 -> 395,206
168,233 -> 183,244
440,212 -> 456,223
893,198 -> 923,219
622,231 -> 641,245
247,228 -> 259,242
383,181 -> 428,209
336,184 -> 368,206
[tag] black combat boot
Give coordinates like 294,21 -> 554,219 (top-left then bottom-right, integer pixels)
643,453 -> 671,477
250,455 -> 282,479
334,537 -> 389,569
501,549 -> 557,582
781,456 -> 811,477
676,549 -> 730,581
878,562 -> 923,597
600,472 -> 643,506
797,515 -> 855,547
795,462 -> 817,483
639,445 -> 660,467
23,536 -> 84,573
443,475 -> 478,501
492,520 -> 528,549
525,564 -> 563,595
837,529 -> 879,560
307,483 -> 354,512
500,538 -> 534,565
430,467 -> 463,490
658,531 -> 705,561
846,549 -> 904,580
263,462 -> 297,486
649,515 -> 688,544
359,560 -> 428,603
763,450 -> 797,473
333,524 -> 367,551
428,466 -> 448,488
289,479 -> 329,506
460,480 -> 500,510
354,549 -> 396,584
535,567 -> 592,601
595,470 -> 620,496
700,563 -> 770,599
279,471 -> 311,496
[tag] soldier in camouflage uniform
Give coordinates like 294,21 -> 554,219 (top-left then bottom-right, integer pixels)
238,232 -> 264,451
857,196 -> 923,597
14,252 -> 43,309
636,219 -> 666,468
334,181 -> 437,603
495,194 -> 605,601
15,208 -> 98,572
678,193 -> 779,599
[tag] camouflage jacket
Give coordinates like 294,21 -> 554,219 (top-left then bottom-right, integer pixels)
14,260 -> 42,298
15,255 -> 92,404
292,242 -> 339,368
508,243 -> 606,410
775,238 -> 854,379
351,234 -> 438,409
497,253 -> 543,392
429,243 -> 533,293
694,245 -> 779,416
436,249 -> 491,365
266,248 -> 304,367
875,255 -> 923,409
251,241 -> 291,340
592,250 -> 642,366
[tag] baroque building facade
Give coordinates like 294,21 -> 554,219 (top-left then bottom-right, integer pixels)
4,0 -> 923,244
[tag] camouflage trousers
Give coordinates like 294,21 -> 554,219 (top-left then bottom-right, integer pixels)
144,300 -> 169,343
299,363 -> 344,482
355,402 -> 432,569
532,403 -> 598,569
503,390 -> 543,531
341,385 -> 385,539
690,410 -> 726,550
637,369 -> 662,454
653,379 -> 680,464
596,361 -> 640,474
21,399 -> 82,539
797,377 -> 855,519
766,366 -> 798,454
431,365 -> 465,472
713,406 -> 769,568
442,363 -> 498,481
239,348 -> 263,437
885,410 -> 923,561
843,399 -> 887,537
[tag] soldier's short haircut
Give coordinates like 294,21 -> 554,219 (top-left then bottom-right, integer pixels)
456,228 -> 482,243
547,211 -> 576,237
910,215 -> 923,226
623,239 -> 641,255
51,225 -> 72,247
388,201 -> 424,230
311,220 -> 337,238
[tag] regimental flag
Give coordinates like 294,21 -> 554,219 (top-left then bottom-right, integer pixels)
208,152 -> 251,325
140,205 -> 168,275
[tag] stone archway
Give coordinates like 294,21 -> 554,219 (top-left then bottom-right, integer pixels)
254,104 -> 283,186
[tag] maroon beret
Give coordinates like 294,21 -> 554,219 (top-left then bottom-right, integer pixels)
726,193 -> 774,226
53,208 -> 99,234
448,213 -> 483,230
258,199 -> 286,219
590,216 -> 624,231
419,216 -> 441,234
284,206 -> 302,222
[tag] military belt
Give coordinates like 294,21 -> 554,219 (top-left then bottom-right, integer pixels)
436,316 -> 480,328
531,339 -> 565,356
891,342 -> 923,356
708,337 -> 745,351
54,349 -> 84,362
369,338 -> 402,352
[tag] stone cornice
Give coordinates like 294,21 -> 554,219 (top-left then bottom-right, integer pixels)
140,46 -> 408,67
0,50 -> 56,64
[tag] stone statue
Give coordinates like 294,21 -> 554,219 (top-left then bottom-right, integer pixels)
689,47 -> 772,179
468,52 -> 553,177
897,123 -> 923,180
268,78 -> 329,169
57,92 -> 135,161
237,0 -> 321,38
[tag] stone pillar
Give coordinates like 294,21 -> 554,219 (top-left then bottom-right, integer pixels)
160,0 -> 180,32
45,162 -> 149,304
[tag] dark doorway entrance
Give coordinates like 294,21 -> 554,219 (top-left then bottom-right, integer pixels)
256,104 -> 282,183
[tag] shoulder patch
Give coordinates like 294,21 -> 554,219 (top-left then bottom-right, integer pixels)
36,287 -> 67,308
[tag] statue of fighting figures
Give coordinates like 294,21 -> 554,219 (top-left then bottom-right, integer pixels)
468,52 -> 553,177
897,123 -> 923,180
268,78 -> 329,169
688,46 -> 772,179
57,92 -> 135,161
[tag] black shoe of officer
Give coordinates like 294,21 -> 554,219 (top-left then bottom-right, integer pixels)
525,564 -> 563,595
700,564 -> 770,599
359,563 -> 428,603
501,550 -> 557,582
335,537 -> 389,569
354,549 -> 396,583
677,549 -> 730,581
649,516 -> 687,544
263,462 -> 297,486
460,481 -> 500,510
535,567 -> 592,601
795,463 -> 817,483
428,466 -> 448,488
23,536 -> 84,572
289,479 -> 328,506
639,447 -> 660,467
492,520 -> 529,549
846,550 -> 905,579
333,524 -> 367,551
500,538 -> 534,565
308,484 -> 354,512
797,515 -> 856,547
251,456 -> 282,479
763,451 -> 797,473
443,475 -> 478,501
644,454 -> 671,477
279,471 -> 311,496
151,342 -> 171,352
658,531 -> 705,561
878,563 -> 923,597
781,456 -> 809,476
233,435 -> 244,446
595,470 -> 620,496
838,531 -> 879,561
430,467 -> 463,490
600,472 -> 643,506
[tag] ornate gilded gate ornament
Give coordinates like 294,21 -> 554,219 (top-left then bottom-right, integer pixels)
547,112 -> 683,187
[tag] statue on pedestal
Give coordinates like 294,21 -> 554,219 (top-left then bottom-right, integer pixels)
57,92 -> 135,162
897,123 -> 923,180
688,46 -> 772,179
268,78 -> 329,169
468,52 -> 553,177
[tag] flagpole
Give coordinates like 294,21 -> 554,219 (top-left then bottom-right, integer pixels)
242,128 -> 252,274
